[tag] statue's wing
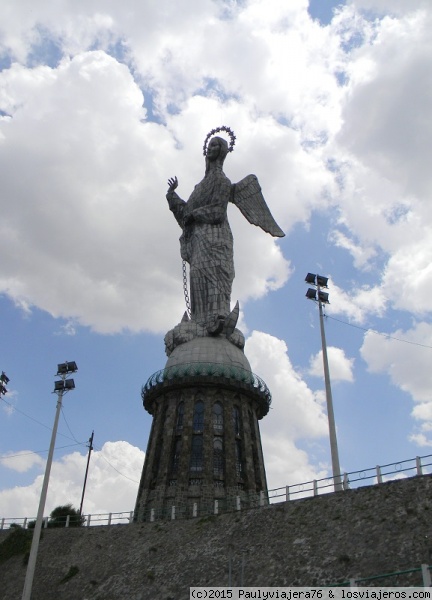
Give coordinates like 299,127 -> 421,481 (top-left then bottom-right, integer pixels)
230,175 -> 285,237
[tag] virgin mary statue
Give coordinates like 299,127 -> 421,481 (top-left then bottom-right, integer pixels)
166,126 -> 284,339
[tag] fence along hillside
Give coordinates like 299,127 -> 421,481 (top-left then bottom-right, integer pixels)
1,467 -> 432,599
1,451 -> 431,528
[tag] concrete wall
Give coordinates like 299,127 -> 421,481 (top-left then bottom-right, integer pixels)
1,474 -> 431,600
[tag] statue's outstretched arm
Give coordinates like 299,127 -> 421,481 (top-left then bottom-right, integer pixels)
230,175 -> 285,237
167,176 -> 178,194
166,176 -> 185,228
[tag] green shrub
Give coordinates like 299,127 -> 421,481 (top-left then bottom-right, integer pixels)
0,526 -> 32,565
59,565 -> 79,584
49,504 -> 85,528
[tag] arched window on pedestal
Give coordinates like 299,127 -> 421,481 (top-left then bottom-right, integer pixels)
190,435 -> 203,472
233,405 -> 241,437
176,401 -> 184,433
213,401 -> 223,433
193,398 -> 204,433
213,437 -> 224,478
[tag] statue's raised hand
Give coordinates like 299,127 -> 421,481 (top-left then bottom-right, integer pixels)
167,176 -> 178,193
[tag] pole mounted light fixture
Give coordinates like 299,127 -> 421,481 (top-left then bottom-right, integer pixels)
54,379 -> 76,391
56,361 -> 77,376
305,273 -> 343,492
305,272 -> 317,285
22,361 -> 78,600
316,275 -> 328,288
0,371 -> 9,397
305,288 -> 317,301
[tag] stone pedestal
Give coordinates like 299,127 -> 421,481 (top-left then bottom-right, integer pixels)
134,334 -> 271,521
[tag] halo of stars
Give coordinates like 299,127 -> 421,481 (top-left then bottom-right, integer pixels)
203,126 -> 236,156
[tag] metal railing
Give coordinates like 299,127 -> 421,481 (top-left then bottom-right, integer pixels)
0,511 -> 134,531
267,453 -> 432,503
329,564 -> 431,587
142,363 -> 272,406
1,453 -> 431,529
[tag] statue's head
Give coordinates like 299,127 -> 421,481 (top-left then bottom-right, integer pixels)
203,126 -> 235,173
206,136 -> 229,165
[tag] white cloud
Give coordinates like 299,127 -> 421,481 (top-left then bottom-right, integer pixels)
309,346 -> 355,382
361,322 -> 432,402
0,390 -> 18,416
1,402 -> 14,416
0,0 -> 385,337
0,49 -> 296,334
381,239 -> 432,316
0,0 -> 431,505
263,436 -> 328,492
361,322 -> 432,445
0,0 -> 346,336
324,6 -> 432,330
329,229 -> 377,270
55,320 -> 77,336
0,450 -> 44,473
338,9 -> 432,200
312,277 -> 386,325
0,441 -> 144,518
246,331 -> 329,488
412,403 -> 432,423
409,432 -> 432,448
351,0 -> 430,16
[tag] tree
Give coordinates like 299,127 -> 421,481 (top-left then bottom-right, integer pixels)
48,504 -> 85,528
26,503 -> 84,529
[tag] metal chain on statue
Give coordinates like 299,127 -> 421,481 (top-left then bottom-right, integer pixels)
182,260 -> 191,318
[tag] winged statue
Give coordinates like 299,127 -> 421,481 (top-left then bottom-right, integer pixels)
165,126 -> 284,350
230,174 -> 284,237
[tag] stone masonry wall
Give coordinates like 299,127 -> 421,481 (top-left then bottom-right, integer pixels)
1,475 -> 432,600
135,383 -> 268,522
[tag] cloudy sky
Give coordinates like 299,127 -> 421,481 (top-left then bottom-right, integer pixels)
1,0 -> 432,520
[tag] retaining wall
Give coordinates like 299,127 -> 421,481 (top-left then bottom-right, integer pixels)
0,474 -> 431,599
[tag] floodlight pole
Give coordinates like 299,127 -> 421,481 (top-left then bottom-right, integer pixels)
22,362 -> 77,600
305,274 -> 343,492
316,281 -> 343,492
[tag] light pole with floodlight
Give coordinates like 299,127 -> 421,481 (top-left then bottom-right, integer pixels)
305,273 -> 343,492
22,361 -> 77,600
0,371 -> 9,397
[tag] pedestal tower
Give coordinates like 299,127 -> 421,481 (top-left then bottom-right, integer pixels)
134,127 -> 284,521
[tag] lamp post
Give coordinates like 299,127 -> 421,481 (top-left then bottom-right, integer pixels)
22,361 -> 77,600
305,274 -> 343,492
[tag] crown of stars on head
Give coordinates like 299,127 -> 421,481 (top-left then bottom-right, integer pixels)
203,126 -> 236,156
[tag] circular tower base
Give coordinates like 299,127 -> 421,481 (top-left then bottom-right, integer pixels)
134,335 -> 270,521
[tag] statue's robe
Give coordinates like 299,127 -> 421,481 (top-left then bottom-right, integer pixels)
167,167 -> 234,329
